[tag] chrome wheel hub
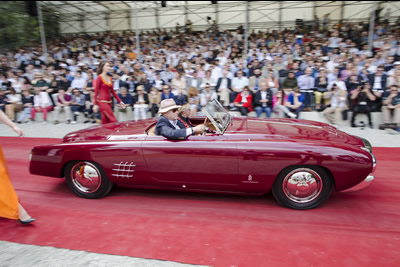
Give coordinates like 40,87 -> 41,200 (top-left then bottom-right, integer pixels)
71,162 -> 101,193
283,168 -> 323,203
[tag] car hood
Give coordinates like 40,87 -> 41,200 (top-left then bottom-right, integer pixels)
62,119 -> 156,143
228,117 -> 364,146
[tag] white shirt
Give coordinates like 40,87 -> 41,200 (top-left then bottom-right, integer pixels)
71,77 -> 86,90
34,92 -> 52,107
327,80 -> 347,91
329,91 -> 346,108
169,119 -> 193,137
373,75 -> 382,90
328,37 -> 341,48
6,94 -> 22,104
219,77 -> 228,89
261,91 -> 267,107
298,75 -> 315,92
232,76 -> 249,91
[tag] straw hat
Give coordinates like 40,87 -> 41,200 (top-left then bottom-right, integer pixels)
158,98 -> 181,114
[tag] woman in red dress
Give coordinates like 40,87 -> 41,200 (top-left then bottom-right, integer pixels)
93,62 -> 126,124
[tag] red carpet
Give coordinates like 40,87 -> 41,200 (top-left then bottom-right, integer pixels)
0,136 -> 399,266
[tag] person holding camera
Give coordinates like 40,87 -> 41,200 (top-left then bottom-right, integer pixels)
350,83 -> 376,128
381,84 -> 400,129
322,83 -> 348,125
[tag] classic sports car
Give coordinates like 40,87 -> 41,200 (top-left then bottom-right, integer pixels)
29,100 -> 376,209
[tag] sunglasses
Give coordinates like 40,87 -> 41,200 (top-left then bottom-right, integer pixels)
171,108 -> 179,113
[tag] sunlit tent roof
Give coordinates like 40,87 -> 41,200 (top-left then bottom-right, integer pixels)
39,1 -> 400,34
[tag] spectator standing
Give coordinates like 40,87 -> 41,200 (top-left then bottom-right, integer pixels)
53,88 -> 72,124
368,65 -> 387,111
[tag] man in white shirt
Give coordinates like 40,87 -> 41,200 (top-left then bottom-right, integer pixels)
230,70 -> 249,110
70,71 -> 87,91
297,68 -> 315,110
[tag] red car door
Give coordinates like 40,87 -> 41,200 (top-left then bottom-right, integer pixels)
142,134 -> 239,191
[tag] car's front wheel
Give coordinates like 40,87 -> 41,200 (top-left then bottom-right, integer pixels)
65,161 -> 113,199
272,166 -> 333,210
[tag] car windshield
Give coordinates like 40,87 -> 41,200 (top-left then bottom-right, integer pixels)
202,99 -> 232,134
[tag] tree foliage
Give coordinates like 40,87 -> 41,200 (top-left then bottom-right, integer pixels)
0,1 -> 60,51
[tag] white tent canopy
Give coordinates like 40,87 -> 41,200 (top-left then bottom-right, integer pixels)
40,1 -> 400,34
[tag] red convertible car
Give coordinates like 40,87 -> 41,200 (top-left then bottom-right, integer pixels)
30,100 -> 376,209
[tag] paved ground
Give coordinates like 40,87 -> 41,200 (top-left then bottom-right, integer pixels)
0,241 -> 206,267
0,117 -> 399,266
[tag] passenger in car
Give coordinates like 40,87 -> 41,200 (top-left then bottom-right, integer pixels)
155,99 -> 205,140
177,103 -> 194,129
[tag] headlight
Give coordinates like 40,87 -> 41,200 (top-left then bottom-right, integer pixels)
359,137 -> 372,153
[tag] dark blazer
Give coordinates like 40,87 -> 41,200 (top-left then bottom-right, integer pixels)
368,73 -> 387,91
155,115 -> 189,140
253,89 -> 273,108
174,94 -> 188,105
133,93 -> 149,105
215,77 -> 232,91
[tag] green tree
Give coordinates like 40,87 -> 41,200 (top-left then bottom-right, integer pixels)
0,1 -> 60,51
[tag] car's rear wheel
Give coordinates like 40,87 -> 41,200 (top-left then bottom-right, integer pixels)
65,161 -> 113,199
272,166 -> 333,210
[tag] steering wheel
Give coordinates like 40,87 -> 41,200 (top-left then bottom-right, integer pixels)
194,117 -> 210,136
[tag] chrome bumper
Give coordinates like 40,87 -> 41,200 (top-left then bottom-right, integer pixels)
342,175 -> 375,193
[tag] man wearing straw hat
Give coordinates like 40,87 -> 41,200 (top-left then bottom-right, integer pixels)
155,98 -> 205,140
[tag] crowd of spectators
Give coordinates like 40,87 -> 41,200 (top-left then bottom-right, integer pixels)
0,13 -> 400,131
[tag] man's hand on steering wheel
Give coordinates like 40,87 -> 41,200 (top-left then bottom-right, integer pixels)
193,124 -> 206,135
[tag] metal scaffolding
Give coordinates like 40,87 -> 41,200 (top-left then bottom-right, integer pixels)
39,1 -> 400,35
